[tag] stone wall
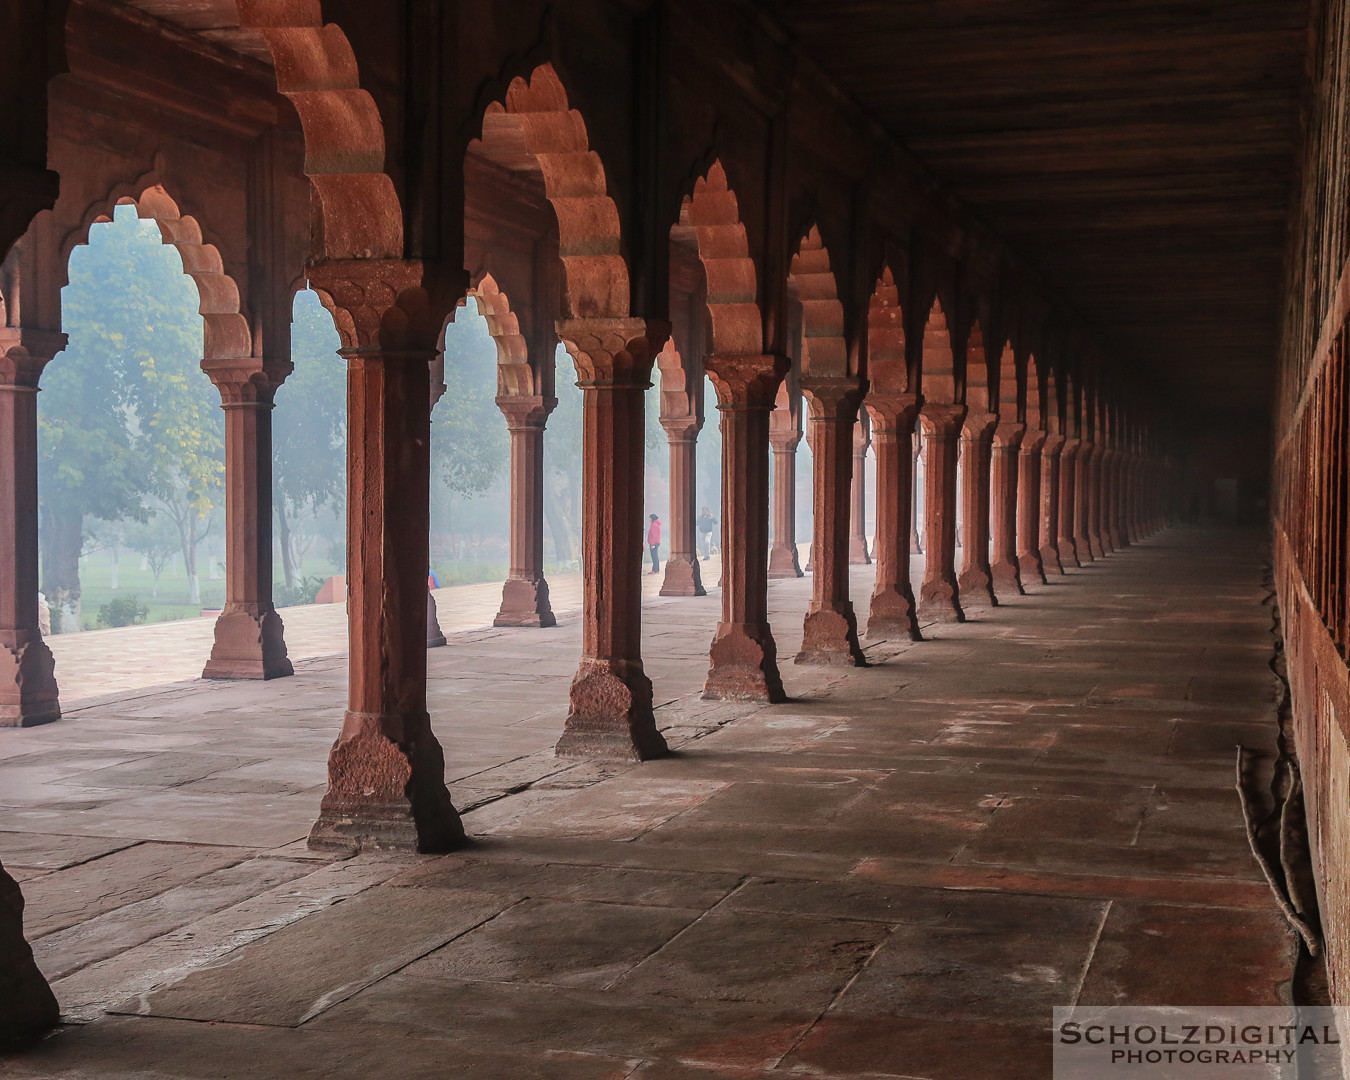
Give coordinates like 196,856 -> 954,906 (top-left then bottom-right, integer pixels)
1274,0 -> 1350,1001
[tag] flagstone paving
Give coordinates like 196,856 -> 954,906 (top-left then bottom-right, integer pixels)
0,530 -> 1296,1079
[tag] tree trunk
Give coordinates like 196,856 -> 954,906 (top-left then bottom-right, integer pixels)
276,499 -> 296,589
40,502 -> 83,628
543,482 -> 572,566
186,514 -> 200,605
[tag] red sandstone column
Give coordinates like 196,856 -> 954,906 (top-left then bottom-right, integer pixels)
307,265 -> 463,854
1058,438 -> 1081,568
202,360 -> 294,680
495,395 -> 558,625
0,331 -> 61,727
918,403 -> 967,622
910,442 -> 924,554
768,428 -> 803,577
1039,434 -> 1065,574
703,354 -> 787,700
1075,441 -> 1099,561
555,319 -> 669,759
865,393 -> 922,640
957,410 -> 998,609
797,377 -> 867,664
989,421 -> 1024,597
659,414 -> 706,597
1017,427 -> 1047,583
1105,450 -> 1124,550
1092,445 -> 1112,555
849,411 -> 871,564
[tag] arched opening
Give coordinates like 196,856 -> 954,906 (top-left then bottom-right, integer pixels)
40,199 -> 229,665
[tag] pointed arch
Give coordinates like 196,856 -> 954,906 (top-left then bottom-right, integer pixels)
790,226 -> 848,378
866,266 -> 907,395
460,272 -> 536,398
997,342 -> 1018,423
236,0 -> 403,260
920,298 -> 957,404
676,160 -> 761,355
61,182 -> 250,361
965,320 -> 990,413
474,63 -> 628,320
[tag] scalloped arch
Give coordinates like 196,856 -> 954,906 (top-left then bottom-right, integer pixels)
461,272 -> 536,398
790,226 -> 848,379
920,298 -> 956,405
1026,354 -> 1042,430
865,266 -> 907,395
678,161 -> 761,356
997,342 -> 1018,422
966,320 -> 989,412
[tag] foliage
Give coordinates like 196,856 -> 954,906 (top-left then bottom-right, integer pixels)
435,309 -> 508,498
274,573 -> 328,609
125,513 -> 180,597
97,595 -> 148,628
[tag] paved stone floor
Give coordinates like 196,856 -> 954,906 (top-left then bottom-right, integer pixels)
0,530 -> 1294,1079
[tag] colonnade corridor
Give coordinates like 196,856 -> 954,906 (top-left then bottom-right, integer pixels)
0,528 -> 1292,1080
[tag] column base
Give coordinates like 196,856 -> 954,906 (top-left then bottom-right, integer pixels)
796,604 -> 867,666
1040,544 -> 1065,575
203,608 -> 294,680
918,579 -> 965,623
957,568 -> 998,610
0,635 -> 59,728
768,544 -> 803,578
1058,538 -> 1081,568
308,711 -> 465,854
1017,550 -> 1047,585
659,554 -> 706,597
0,865 -> 59,1050
1090,533 -> 1107,558
910,532 -> 923,555
494,577 -> 557,627
865,584 -> 922,642
990,558 -> 1024,597
849,537 -> 871,565
557,658 -> 668,761
1077,536 -> 1097,562
703,622 -> 786,703
427,592 -> 447,647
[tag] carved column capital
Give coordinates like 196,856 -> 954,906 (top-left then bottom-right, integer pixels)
864,392 -> 919,436
918,401 -> 967,437
660,414 -> 701,442
308,259 -> 467,351
961,410 -> 999,441
201,358 -> 293,406
704,353 -> 789,410
1041,432 -> 1065,457
769,430 -> 801,454
1060,437 -> 1082,461
495,394 -> 556,431
0,329 -> 66,388
993,421 -> 1026,449
801,375 -> 866,420
1021,427 -> 1047,454
558,318 -> 670,387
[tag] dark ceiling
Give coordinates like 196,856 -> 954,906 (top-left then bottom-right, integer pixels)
762,0 -> 1309,413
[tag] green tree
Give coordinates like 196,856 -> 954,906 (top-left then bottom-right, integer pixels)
434,309 -> 508,499
39,205 -> 206,623
273,288 -> 346,588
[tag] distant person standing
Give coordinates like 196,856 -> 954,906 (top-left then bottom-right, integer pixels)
647,513 -> 662,575
697,506 -> 716,559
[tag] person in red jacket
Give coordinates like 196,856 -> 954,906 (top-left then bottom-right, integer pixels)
647,513 -> 662,575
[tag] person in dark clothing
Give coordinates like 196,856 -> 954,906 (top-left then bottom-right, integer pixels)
647,514 -> 662,574
696,506 -> 716,559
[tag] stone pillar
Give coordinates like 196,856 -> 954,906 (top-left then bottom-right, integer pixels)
495,395 -> 558,625
307,266 -> 463,854
918,403 -> 967,622
956,411 -> 997,610
1074,441 -> 1097,561
768,429 -> 803,577
1090,445 -> 1111,555
910,442 -> 924,554
865,393 -> 922,640
702,353 -> 787,700
989,421 -> 1025,597
797,377 -> 867,665
849,411 -> 871,564
0,331 -> 60,727
659,414 -> 706,597
1110,452 -> 1129,548
1057,439 -> 1081,568
1016,428 -> 1047,584
0,866 -> 58,1049
555,319 -> 669,760
201,360 -> 294,680
1039,434 -> 1065,575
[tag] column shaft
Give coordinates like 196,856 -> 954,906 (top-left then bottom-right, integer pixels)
1039,435 -> 1065,574
797,377 -> 867,665
849,415 -> 871,564
703,354 -> 787,700
918,404 -> 966,622
1074,442 -> 1097,561
495,397 -> 557,625
1058,440 -> 1081,567
957,417 -> 997,609
202,362 -> 293,680
865,395 -> 921,640
768,433 -> 803,577
659,417 -> 705,597
556,320 -> 668,760
989,422 -> 1025,597
1017,430 -> 1047,583
910,442 -> 924,553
